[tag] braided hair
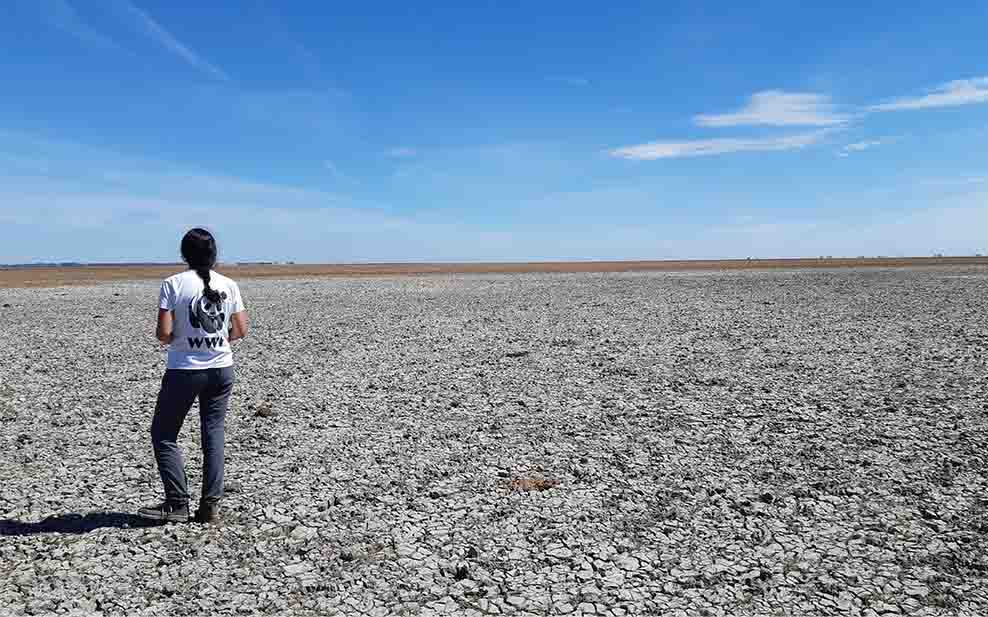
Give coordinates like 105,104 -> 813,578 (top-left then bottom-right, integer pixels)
180,228 -> 223,303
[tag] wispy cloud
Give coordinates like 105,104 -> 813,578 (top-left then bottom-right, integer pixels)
609,130 -> 833,160
919,175 -> 988,187
116,0 -> 230,81
386,147 -> 418,158
42,0 -> 122,51
837,136 -> 899,157
697,78 -> 988,128
695,91 -> 850,127
251,0 -> 321,79
0,134 -> 401,257
323,160 -> 358,184
3,131 -> 986,262
237,89 -> 354,136
547,76 -> 591,87
869,77 -> 988,112
617,75 -> 987,162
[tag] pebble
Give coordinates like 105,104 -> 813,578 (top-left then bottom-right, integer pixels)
616,556 -> 641,572
547,547 -> 575,560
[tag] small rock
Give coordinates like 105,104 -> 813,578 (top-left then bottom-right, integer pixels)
263,507 -> 292,525
802,550 -> 822,563
254,403 -> 277,418
615,555 -> 640,572
872,601 -> 900,614
510,477 -> 560,491
290,525 -> 317,541
283,562 -> 312,576
547,547 -> 574,560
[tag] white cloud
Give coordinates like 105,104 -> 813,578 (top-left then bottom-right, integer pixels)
869,77 -> 988,112
837,136 -> 899,157
842,140 -> 884,152
609,130 -> 832,160
116,0 -> 230,81
692,78 -> 988,131
695,91 -> 850,127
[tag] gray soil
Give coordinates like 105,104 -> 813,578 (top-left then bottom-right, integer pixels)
1,267 -> 986,616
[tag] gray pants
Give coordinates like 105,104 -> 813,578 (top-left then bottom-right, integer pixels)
151,366 -> 235,505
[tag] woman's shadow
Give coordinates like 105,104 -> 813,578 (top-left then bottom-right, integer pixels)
0,512 -> 165,536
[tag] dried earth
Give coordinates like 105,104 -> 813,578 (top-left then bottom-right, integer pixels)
1,267 -> 987,616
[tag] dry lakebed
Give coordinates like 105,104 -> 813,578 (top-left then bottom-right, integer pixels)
1,266 -> 987,615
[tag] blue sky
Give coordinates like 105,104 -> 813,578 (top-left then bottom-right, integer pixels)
1,1 -> 986,263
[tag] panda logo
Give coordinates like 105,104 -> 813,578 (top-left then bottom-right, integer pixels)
189,291 -> 228,334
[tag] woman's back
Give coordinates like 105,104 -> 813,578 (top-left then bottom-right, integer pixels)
160,269 -> 244,370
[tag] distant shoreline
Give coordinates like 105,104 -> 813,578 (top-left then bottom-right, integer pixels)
2,256 -> 986,289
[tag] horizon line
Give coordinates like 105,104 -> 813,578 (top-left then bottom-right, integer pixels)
0,254 -> 983,268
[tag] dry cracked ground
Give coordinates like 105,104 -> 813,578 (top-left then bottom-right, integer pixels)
1,267 -> 987,616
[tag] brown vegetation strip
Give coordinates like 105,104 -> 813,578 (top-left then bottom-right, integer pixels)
1,256 -> 986,288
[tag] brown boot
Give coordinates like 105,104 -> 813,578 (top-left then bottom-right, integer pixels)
194,500 -> 221,524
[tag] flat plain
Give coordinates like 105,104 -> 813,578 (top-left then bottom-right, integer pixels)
2,256 -> 986,288
1,265 -> 987,616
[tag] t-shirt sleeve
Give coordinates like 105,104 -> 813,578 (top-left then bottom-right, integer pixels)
230,282 -> 246,313
159,279 -> 176,311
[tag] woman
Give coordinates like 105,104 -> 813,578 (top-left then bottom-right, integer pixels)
138,228 -> 249,524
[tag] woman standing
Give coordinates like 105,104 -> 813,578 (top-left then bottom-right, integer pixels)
138,228 -> 249,524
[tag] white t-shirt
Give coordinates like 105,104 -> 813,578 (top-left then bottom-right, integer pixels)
158,270 -> 246,370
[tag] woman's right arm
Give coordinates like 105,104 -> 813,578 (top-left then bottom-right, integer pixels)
157,279 -> 175,344
156,309 -> 174,344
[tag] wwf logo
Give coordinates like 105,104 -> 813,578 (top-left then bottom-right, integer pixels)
189,292 -> 227,334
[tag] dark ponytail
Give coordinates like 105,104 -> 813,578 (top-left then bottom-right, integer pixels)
180,228 -> 223,303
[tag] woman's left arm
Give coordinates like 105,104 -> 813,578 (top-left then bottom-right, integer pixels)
228,310 -> 249,342
156,309 -> 174,344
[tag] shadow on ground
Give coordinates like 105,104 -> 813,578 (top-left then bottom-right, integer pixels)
0,512 -> 164,536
